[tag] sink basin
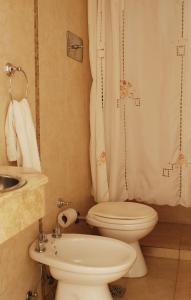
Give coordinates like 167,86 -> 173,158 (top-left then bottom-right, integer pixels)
0,174 -> 26,192
30,233 -> 136,300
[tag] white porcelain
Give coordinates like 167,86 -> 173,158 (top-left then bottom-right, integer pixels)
29,233 -> 136,300
86,202 -> 158,278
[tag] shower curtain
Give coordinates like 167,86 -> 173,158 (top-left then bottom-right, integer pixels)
88,0 -> 191,207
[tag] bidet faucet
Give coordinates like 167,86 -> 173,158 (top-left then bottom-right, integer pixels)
52,198 -> 72,238
52,222 -> 62,238
57,198 -> 72,208
35,236 -> 46,253
38,219 -> 48,243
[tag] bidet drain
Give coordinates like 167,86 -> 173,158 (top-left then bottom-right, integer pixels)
109,284 -> 126,298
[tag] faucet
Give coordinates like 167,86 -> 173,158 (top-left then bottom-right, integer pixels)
38,218 -> 48,242
35,235 -> 46,253
52,222 -> 62,238
57,198 -> 72,208
35,219 -> 48,252
52,198 -> 72,238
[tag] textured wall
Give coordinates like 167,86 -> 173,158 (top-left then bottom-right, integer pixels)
0,1 -> 38,299
0,0 -> 35,164
38,0 -> 93,232
152,205 -> 191,225
0,1 -> 92,299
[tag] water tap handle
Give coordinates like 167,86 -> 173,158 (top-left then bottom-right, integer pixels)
57,198 -> 72,208
26,290 -> 38,300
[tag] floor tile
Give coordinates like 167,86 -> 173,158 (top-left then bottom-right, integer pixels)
142,246 -> 179,260
141,222 -> 181,249
114,257 -> 178,300
180,250 -> 191,261
180,224 -> 191,250
174,260 -> 191,300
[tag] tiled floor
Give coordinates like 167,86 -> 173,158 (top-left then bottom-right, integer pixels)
114,257 -> 191,300
111,223 -> 191,300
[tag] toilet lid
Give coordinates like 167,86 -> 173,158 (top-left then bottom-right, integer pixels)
88,202 -> 156,220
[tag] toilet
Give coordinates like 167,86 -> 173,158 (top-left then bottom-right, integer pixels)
86,201 -> 158,278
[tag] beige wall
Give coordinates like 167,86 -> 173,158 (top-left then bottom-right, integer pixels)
152,205 -> 191,225
39,0 -> 93,231
0,1 -> 38,299
0,1 -> 92,299
0,0 -> 35,164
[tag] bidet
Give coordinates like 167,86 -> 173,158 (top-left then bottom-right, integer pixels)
30,233 -> 136,300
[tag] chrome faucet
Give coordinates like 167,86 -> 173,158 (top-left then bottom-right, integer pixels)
35,235 -> 46,253
57,198 -> 72,208
52,222 -> 62,238
52,198 -> 72,238
35,219 -> 47,252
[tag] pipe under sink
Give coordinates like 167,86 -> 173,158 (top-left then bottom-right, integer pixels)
0,174 -> 27,192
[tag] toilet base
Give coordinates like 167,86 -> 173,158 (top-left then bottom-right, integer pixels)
124,241 -> 147,278
55,282 -> 113,300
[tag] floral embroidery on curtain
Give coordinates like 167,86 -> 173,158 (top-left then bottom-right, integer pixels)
97,151 -> 106,165
120,80 -> 142,107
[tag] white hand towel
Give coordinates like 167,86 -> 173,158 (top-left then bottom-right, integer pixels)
5,98 -> 41,172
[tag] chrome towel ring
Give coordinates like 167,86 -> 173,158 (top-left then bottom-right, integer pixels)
4,62 -> 29,101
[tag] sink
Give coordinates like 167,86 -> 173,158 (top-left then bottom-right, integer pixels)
30,233 -> 136,300
0,174 -> 26,192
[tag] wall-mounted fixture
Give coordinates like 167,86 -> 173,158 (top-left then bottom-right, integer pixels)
3,62 -> 28,100
67,31 -> 83,63
4,62 -> 28,80
26,290 -> 38,300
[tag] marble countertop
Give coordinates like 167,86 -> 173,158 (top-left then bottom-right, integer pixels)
0,166 -> 48,244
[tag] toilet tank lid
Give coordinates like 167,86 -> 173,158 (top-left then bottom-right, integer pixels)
88,202 -> 157,220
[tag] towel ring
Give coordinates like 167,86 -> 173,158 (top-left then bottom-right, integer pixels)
4,63 -> 28,101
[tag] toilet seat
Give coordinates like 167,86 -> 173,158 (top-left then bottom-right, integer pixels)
87,202 -> 158,225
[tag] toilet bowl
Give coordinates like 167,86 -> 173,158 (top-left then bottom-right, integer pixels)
86,201 -> 158,278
